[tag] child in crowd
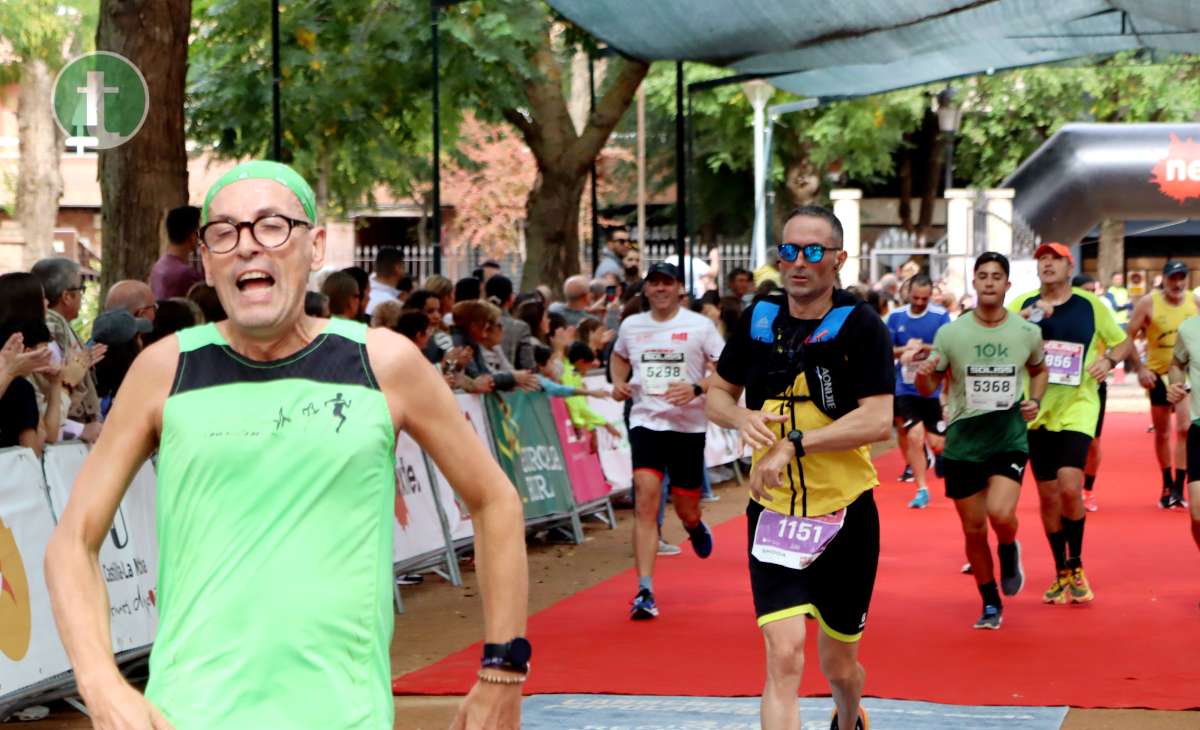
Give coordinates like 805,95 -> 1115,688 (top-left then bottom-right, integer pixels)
533,345 -> 609,403
562,342 -> 620,439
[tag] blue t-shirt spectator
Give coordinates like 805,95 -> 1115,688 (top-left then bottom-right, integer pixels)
886,303 -> 950,398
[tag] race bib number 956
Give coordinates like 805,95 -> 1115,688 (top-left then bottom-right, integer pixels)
1044,340 -> 1084,386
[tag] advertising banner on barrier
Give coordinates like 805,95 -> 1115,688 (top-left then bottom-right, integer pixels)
424,394 -> 490,544
548,397 -> 610,505
485,392 -> 576,520
392,431 -> 451,564
705,422 -> 748,468
0,448 -> 71,702
43,444 -> 158,654
582,375 -> 632,491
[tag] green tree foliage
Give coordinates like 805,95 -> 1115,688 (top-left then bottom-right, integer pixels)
955,52 -> 1200,187
628,63 -> 927,237
623,52 -> 1198,244
188,1 -> 644,289
0,0 -> 96,77
188,0 -> 459,215
438,0 -> 647,288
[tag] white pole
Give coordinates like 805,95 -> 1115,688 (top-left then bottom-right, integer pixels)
636,84 -> 646,271
743,81 -> 772,270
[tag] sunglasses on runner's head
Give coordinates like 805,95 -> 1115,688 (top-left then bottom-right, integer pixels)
777,243 -> 842,264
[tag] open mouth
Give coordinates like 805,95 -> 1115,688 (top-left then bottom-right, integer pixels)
236,271 -> 276,292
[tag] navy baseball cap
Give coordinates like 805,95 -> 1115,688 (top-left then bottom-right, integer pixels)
645,262 -> 683,282
1163,260 -> 1189,278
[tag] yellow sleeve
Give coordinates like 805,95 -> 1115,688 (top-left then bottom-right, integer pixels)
1007,290 -> 1035,314
1087,290 -> 1127,348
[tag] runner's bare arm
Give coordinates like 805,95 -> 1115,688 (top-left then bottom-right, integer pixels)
1098,333 -> 1134,381
609,351 -> 633,401
44,338 -> 178,728
799,394 -> 893,455
1026,358 -> 1048,399
1124,296 -> 1155,383
368,328 -> 528,642
914,353 -> 944,397
706,372 -> 786,452
1166,357 -> 1188,404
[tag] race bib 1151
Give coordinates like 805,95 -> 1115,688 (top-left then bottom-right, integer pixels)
751,508 -> 845,570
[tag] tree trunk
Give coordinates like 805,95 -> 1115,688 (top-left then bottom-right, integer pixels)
502,32 -> 647,292
916,110 -> 944,241
897,140 -> 914,232
1098,218 -> 1124,284
97,0 -> 191,294
15,59 -> 64,268
783,156 -> 819,209
524,170 -> 587,291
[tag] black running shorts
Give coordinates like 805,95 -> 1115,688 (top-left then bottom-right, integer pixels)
1095,381 -> 1107,438
747,490 -> 879,642
1148,376 -> 1171,407
629,426 -> 706,492
1188,424 -> 1200,484
942,451 -> 1028,500
1027,428 -> 1092,482
894,395 -> 943,434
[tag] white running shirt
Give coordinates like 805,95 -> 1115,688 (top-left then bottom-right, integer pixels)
614,307 -> 725,433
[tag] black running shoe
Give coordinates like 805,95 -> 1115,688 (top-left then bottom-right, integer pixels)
1160,488 -> 1173,509
630,588 -> 658,620
973,604 -> 1002,630
685,521 -> 714,558
998,541 -> 1024,596
899,465 -> 913,482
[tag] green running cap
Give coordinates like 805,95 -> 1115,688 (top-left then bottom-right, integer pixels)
202,160 -> 317,225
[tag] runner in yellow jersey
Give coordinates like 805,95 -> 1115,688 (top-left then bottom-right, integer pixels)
708,206 -> 893,730
1127,261 -> 1199,508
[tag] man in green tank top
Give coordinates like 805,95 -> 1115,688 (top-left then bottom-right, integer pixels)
916,253 -> 1048,630
45,161 -> 530,730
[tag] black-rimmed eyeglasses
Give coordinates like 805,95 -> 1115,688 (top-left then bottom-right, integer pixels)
199,215 -> 311,254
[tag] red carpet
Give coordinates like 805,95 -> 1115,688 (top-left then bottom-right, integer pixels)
395,412 -> 1200,710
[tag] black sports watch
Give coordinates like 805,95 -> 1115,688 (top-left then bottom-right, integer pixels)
692,383 -> 703,397
481,637 -> 532,673
787,429 -> 805,459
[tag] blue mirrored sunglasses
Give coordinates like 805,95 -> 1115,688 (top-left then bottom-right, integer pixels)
777,243 -> 841,264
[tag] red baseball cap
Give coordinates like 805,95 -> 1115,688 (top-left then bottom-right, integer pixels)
1034,242 -> 1074,264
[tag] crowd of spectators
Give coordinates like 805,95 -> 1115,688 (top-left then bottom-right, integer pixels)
3,214 -> 947,458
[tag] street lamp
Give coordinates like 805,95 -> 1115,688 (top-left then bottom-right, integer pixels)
935,86 -> 962,192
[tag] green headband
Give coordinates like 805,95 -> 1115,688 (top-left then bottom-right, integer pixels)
201,160 -> 317,225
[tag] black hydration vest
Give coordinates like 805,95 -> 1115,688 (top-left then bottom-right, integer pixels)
742,289 -> 866,421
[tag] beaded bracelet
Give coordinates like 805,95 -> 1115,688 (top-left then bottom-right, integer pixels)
477,670 -> 527,685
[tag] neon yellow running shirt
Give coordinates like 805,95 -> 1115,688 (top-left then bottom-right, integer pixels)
1008,288 -> 1126,437
145,319 -> 396,729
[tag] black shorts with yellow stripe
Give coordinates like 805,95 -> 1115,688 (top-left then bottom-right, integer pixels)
747,489 -> 880,642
